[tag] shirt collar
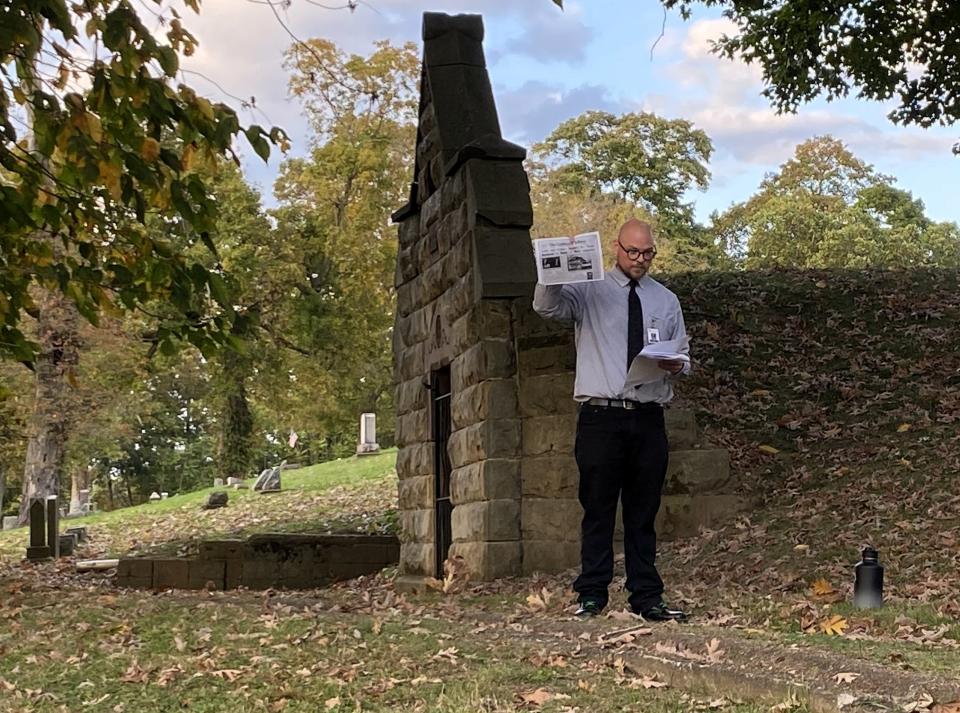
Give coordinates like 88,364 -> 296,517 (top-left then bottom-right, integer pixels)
608,267 -> 649,289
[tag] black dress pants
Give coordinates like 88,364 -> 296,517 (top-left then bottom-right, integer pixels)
572,402 -> 669,611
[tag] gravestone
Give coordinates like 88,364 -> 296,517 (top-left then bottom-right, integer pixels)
227,477 -> 243,487
47,495 -> 60,559
65,526 -> 87,543
253,464 -> 282,493
357,412 -> 381,456
2,515 -> 19,530
161,492 -> 169,500
59,533 -> 76,556
69,488 -> 90,517
202,492 -> 229,510
213,478 -> 225,487
26,499 -> 51,560
148,492 -> 161,503
391,12 -> 744,590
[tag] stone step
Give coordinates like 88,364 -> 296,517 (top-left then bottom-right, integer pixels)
665,408 -> 699,450
664,448 -> 733,495
656,494 -> 748,540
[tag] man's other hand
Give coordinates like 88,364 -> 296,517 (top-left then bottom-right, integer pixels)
657,359 -> 684,375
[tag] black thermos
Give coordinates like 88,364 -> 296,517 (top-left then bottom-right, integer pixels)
853,546 -> 884,608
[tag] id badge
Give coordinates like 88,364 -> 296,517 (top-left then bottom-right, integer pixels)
647,327 -> 660,343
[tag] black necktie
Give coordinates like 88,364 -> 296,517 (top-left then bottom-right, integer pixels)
627,279 -> 644,368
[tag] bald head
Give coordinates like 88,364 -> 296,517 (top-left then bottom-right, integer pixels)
614,218 -> 657,279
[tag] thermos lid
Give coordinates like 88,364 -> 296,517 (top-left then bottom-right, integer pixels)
862,546 -> 879,560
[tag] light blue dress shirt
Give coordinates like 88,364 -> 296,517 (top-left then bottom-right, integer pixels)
533,267 -> 690,404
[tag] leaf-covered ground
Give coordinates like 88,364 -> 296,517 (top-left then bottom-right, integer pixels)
3,269 -> 960,711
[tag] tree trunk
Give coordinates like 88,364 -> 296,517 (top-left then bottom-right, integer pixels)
0,467 -> 6,515
217,344 -> 254,481
18,289 -> 81,525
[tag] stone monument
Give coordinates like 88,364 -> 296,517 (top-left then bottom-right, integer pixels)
26,499 -> 51,560
391,12 -> 744,590
357,412 -> 381,456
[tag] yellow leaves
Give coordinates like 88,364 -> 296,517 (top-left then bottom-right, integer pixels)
811,578 -> 834,596
140,137 -> 161,162
181,143 -> 197,171
897,423 -> 913,432
195,97 -> 215,121
819,615 -> 847,636
97,160 -> 122,200
758,444 -> 780,455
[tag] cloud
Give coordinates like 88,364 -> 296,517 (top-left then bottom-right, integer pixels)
649,18 -> 954,167
493,8 -> 594,65
494,81 -> 628,147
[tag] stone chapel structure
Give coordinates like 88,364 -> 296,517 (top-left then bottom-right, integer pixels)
391,13 -> 743,590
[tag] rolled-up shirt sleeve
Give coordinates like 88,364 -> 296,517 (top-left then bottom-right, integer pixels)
670,298 -> 692,378
533,283 -> 583,323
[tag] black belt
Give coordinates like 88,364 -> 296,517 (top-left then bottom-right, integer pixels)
584,397 -> 661,411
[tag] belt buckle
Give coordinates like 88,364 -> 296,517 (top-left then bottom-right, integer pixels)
623,400 -> 636,410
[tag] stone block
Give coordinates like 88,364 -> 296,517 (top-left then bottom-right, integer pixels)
517,342 -> 577,376
398,474 -> 434,510
422,13 -> 486,68
465,162 -> 533,229
396,279 -> 419,318
513,301 -> 575,339
656,494 -> 748,540
521,498 -> 581,542
153,559 -> 190,590
188,559 -> 226,590
400,508 -> 434,544
420,188 -> 443,233
447,223 -> 473,277
450,459 -> 520,505
448,541 -> 521,580
397,245 -> 418,285
397,442 -> 433,479
664,449 -> 733,495
426,65 -> 501,164
446,274 -> 475,322
471,227 -> 536,300
116,559 -> 154,588
397,342 -> 425,382
522,541 -> 580,575
397,216 -> 419,250
422,254 -> 456,305
665,409 -> 700,450
521,456 -> 579,499
447,418 -> 521,468
451,499 -> 520,542
399,307 -> 431,350
400,542 -> 435,577
449,303 -> 509,354
519,373 -> 577,417
199,539 -> 246,561
452,339 -> 515,392
451,378 -> 518,429
396,376 -> 429,417
396,408 -> 430,448
522,414 -> 577,456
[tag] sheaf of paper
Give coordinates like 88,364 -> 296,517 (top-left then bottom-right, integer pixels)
533,232 -> 605,285
624,337 -> 691,387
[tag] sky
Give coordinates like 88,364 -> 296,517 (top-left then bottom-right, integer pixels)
177,0 -> 955,224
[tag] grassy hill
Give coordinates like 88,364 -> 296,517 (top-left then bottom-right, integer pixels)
1,269 -> 960,711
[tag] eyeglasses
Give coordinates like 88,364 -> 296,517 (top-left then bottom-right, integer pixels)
618,240 -> 657,262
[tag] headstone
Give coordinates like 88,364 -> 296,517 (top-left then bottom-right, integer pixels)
253,463 -> 282,493
202,491 -> 229,510
148,492 -> 161,503
2,515 -> 19,530
161,492 -> 169,500
26,499 -> 51,560
65,526 -> 87,543
357,412 -> 380,456
59,533 -> 76,557
213,478 -> 225,487
226,477 -> 243,486
47,495 -> 60,559
69,488 -> 90,517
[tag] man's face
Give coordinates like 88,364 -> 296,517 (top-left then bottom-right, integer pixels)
614,225 -> 657,279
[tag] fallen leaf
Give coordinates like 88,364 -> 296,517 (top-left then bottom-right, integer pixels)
837,693 -> 857,708
834,672 -> 860,684
932,701 -> 960,713
519,688 -> 555,706
812,578 -> 835,596
897,423 -> 913,432
324,697 -> 340,710
758,444 -> 780,455
819,615 -> 847,636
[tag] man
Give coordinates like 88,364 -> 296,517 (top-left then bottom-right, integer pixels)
533,218 -> 689,621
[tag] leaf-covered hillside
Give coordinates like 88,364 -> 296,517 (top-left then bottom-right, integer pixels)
658,268 -> 960,630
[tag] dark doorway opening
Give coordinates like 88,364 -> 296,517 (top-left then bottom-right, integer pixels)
431,366 -> 453,578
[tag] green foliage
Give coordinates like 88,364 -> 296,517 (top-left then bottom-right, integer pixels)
710,136 -> 960,268
0,0 -> 287,362
660,0 -> 960,150
532,110 -> 727,269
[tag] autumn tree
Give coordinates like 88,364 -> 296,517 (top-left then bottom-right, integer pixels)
710,136 -> 960,268
2,1 -> 284,521
532,110 -> 726,269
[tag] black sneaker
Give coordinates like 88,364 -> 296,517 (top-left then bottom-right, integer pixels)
575,599 -> 603,618
633,601 -> 687,622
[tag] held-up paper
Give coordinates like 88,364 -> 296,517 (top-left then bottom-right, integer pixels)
533,232 -> 605,285
624,336 -> 691,387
